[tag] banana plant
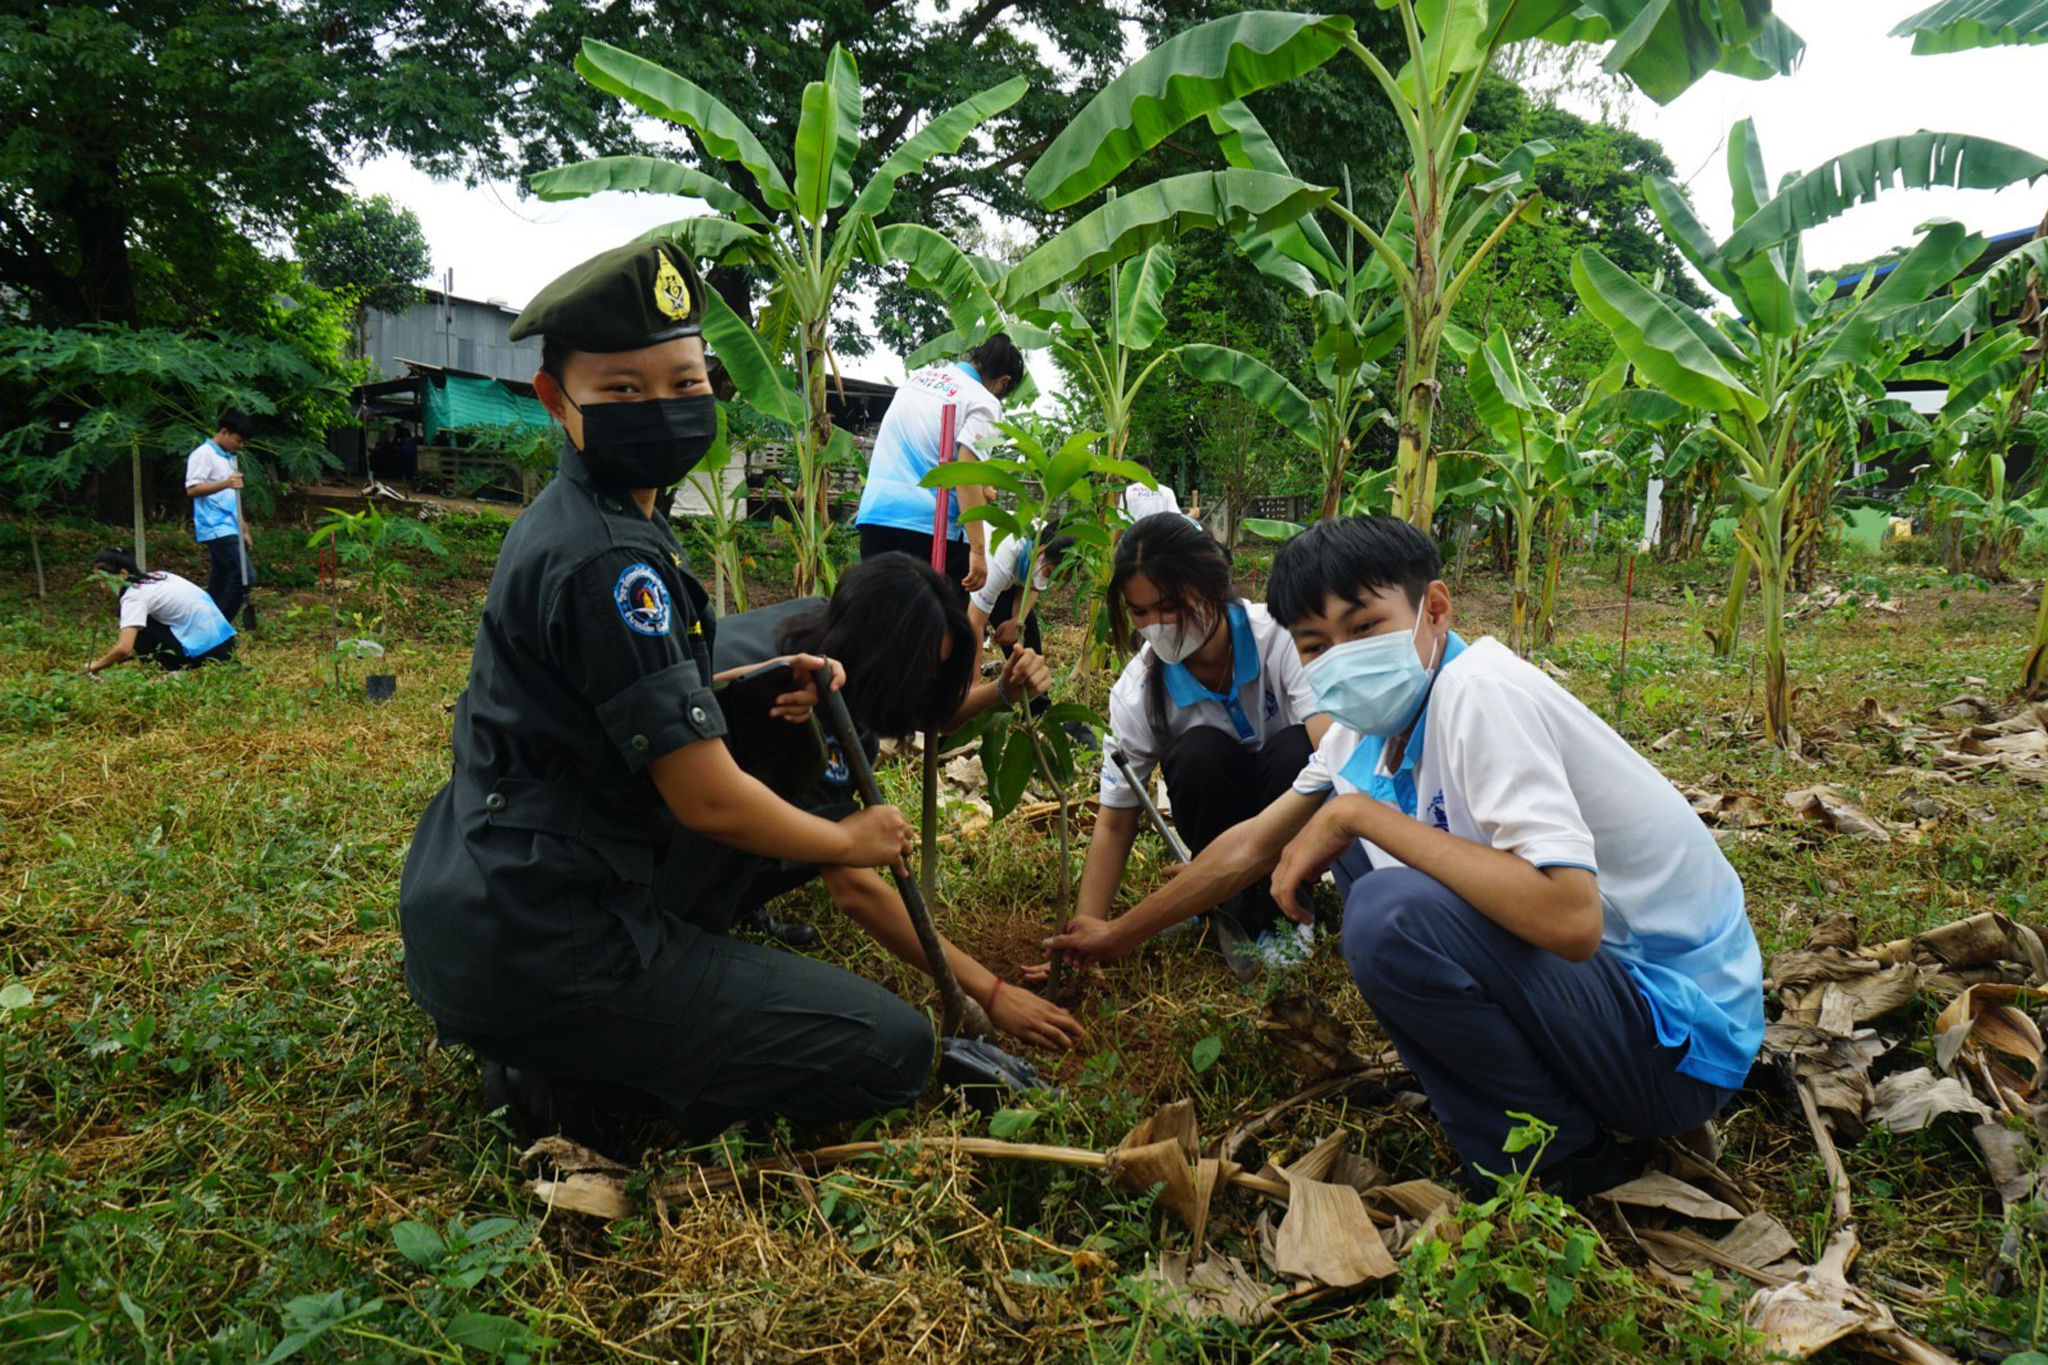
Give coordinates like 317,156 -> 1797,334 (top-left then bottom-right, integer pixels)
531,39 -> 1027,594
884,169 -> 1335,505
1576,117 -> 2046,746
1442,327 -> 1614,654
1914,329 -> 2046,580
1021,4 -> 1803,532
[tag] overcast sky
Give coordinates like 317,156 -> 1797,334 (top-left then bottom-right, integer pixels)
347,0 -> 2047,383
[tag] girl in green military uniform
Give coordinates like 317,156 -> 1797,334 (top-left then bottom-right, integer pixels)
399,241 -> 1062,1149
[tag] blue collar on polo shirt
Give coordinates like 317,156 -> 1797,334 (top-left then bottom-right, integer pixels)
957,361 -> 981,384
1161,601 -> 1259,740
1337,630 -> 1469,816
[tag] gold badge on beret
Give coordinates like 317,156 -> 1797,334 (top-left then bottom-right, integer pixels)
654,253 -> 693,323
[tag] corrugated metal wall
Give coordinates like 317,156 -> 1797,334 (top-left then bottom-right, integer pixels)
362,292 -> 540,383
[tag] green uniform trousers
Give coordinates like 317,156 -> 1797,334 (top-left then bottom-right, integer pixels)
461,912 -> 935,1143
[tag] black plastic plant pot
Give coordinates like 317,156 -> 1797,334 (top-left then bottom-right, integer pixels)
365,674 -> 398,703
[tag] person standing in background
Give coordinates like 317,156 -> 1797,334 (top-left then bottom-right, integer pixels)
184,411 -> 254,623
853,335 -> 1024,592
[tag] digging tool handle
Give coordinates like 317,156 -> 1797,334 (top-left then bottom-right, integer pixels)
814,667 -> 990,1039
932,402 -> 957,567
1109,745 -> 1191,864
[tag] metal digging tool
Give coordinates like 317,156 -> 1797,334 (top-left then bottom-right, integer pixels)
1108,744 -> 1190,863
815,666 -> 992,1040
1108,744 -> 1259,981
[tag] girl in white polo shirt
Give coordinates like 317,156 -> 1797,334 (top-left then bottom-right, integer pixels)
1071,513 -> 1328,945
84,548 -> 237,674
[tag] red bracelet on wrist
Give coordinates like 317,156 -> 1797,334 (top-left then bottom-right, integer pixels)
981,976 -> 1003,1015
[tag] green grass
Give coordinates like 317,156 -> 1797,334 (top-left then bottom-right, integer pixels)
2,516 -> 2044,1362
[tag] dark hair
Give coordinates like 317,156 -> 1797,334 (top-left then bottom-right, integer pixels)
967,333 -> 1025,391
216,410 -> 254,438
91,547 -> 155,585
539,337 -> 570,382
1267,515 -> 1441,626
784,554 -> 978,738
1107,513 -> 1238,734
1037,532 -> 1077,578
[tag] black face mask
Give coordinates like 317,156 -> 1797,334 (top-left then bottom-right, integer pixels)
569,393 -> 719,488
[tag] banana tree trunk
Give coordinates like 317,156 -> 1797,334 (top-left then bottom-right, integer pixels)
1319,434 -> 1352,522
799,317 -> 834,596
1509,499 -> 1533,657
1710,533 -> 1751,658
1390,249 -> 1443,532
1536,512 -> 1566,648
2022,578 -> 2048,701
1760,555 -> 1792,748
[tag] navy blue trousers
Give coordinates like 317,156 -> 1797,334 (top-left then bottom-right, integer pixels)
1336,863 -> 1734,1192
203,535 -> 248,624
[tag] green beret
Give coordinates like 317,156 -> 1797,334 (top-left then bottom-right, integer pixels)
509,239 -> 705,351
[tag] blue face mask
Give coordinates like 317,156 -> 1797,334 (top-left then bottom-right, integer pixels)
1304,613 -> 1442,737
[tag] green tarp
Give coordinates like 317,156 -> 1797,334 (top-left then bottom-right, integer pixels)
422,374 -> 553,443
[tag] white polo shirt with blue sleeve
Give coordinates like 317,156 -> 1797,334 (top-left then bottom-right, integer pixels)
1293,635 -> 1763,1092
184,439 -> 240,543
1099,601 -> 1318,809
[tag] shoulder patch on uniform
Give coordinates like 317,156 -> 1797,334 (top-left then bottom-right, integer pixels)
613,562 -> 673,636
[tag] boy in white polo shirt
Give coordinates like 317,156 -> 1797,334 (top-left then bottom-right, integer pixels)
185,410 -> 255,623
1047,515 -> 1761,1197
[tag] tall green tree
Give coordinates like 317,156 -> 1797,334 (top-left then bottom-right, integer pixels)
294,195 -> 434,359
0,0 -> 511,330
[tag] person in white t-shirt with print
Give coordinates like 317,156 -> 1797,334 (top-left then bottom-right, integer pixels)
1119,473 -> 1181,525
1066,514 -> 1330,954
184,410 -> 255,624
966,530 -> 1076,657
84,547 -> 237,675
854,334 -> 1024,592
1045,516 -> 1762,1201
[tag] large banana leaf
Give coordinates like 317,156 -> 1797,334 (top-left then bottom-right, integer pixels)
530,156 -> 766,225
1206,101 -> 1340,292
1023,11 -> 1355,210
1892,0 -> 2048,53
849,76 -> 1028,220
1115,245 -> 1177,352
999,170 -> 1334,311
1924,236 -> 2048,348
1176,344 -> 1321,450
794,46 -> 862,225
1642,172 -> 1734,293
1460,327 -> 1555,453
1807,220 -> 1985,381
1571,248 -> 1764,420
1524,0 -> 1802,106
1723,132 -> 2048,262
699,289 -> 802,429
576,40 -> 795,212
632,216 -> 771,266
878,224 -> 1002,338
